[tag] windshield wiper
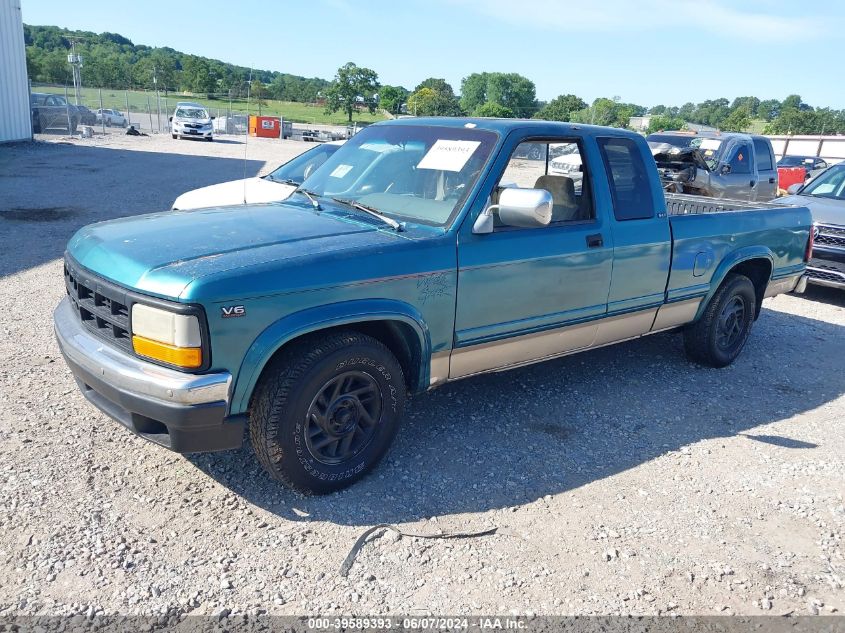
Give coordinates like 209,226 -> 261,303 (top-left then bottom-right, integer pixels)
295,187 -> 322,211
331,198 -> 403,231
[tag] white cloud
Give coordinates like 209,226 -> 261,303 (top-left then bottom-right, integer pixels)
445,0 -> 829,41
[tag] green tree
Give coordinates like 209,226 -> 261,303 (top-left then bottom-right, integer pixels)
721,106 -> 751,132
647,115 -> 686,134
472,102 -> 515,118
408,78 -> 462,116
460,72 -> 536,117
324,62 -> 380,122
378,85 -> 408,115
535,94 -> 587,121
755,99 -> 780,121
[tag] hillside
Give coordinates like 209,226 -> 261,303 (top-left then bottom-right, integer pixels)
24,24 -> 328,103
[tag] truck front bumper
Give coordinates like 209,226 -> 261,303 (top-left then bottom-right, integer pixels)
53,298 -> 244,453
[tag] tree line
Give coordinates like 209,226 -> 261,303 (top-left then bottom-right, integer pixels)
24,25 -> 329,103
25,24 -> 845,135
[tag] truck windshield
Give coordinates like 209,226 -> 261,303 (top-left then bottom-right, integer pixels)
647,134 -> 724,170
800,165 -> 845,200
300,124 -> 498,226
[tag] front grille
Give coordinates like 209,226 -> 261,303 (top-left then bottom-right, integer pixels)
64,259 -> 132,351
815,224 -> 845,249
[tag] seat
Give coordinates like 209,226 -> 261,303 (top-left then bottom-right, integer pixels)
534,175 -> 580,222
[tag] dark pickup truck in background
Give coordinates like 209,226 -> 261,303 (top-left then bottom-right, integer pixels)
648,131 -> 778,201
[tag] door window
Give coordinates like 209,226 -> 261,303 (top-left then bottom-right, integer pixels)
496,140 -> 594,226
728,144 -> 752,175
752,139 -> 773,171
597,137 -> 655,221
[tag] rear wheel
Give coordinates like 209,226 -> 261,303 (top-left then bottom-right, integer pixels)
249,331 -> 406,494
172,133 -> 178,139
206,136 -> 213,142
684,273 -> 756,368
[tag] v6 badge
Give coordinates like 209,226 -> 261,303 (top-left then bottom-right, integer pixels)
221,305 -> 246,318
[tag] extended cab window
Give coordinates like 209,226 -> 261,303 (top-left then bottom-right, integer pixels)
496,140 -> 594,224
752,139 -> 773,171
728,143 -> 752,175
597,137 -> 654,221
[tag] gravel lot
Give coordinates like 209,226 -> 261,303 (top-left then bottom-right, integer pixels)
0,131 -> 843,621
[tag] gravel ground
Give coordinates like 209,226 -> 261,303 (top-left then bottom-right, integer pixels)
0,134 -> 843,621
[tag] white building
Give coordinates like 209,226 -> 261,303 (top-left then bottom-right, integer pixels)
0,0 -> 31,142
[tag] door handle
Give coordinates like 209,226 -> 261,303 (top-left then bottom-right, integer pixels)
586,233 -> 604,248
768,177 -> 776,184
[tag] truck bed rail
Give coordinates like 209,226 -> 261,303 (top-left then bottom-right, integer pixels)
666,193 -> 785,216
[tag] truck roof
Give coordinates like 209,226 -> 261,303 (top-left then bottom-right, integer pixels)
374,116 -> 644,139
650,129 -> 768,142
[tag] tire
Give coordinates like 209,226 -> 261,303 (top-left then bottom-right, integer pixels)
684,273 -> 757,368
105,119 -> 111,127
206,136 -> 213,142
249,331 -> 406,494
172,134 -> 178,139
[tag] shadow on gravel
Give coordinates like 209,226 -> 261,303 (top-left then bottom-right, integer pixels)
188,306 -> 845,526
0,141 -> 263,278
798,285 -> 845,308
741,434 -> 818,449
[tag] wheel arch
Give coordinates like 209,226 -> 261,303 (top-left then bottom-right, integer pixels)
695,248 -> 773,322
230,300 -> 432,415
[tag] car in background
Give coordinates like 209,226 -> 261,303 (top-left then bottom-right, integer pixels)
172,140 -> 345,210
76,105 -> 98,126
548,142 -> 583,187
170,102 -> 214,141
647,131 -> 778,201
777,163 -> 845,290
95,108 -> 127,127
30,92 -> 80,134
777,155 -> 830,181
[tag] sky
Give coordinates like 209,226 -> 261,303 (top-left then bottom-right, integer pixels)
21,0 -> 845,109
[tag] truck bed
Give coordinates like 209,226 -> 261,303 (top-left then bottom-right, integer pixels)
665,193 -> 787,216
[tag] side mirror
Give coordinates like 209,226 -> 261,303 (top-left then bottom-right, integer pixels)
168,116 -> 173,122
472,188 -> 553,234
786,183 -> 803,195
720,164 -> 732,175
211,116 -> 216,120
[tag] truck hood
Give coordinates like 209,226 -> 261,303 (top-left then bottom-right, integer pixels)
775,195 -> 845,226
67,202 -> 400,299
171,177 -> 296,210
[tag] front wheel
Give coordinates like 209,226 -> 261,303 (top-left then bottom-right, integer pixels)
249,331 -> 406,494
684,273 -> 757,368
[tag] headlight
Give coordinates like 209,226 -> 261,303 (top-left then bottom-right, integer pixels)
131,304 -> 203,368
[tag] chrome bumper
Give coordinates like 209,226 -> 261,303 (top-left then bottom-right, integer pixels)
54,297 -> 243,452
54,297 -> 230,405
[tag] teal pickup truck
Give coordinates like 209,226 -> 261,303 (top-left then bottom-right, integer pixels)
54,118 -> 812,493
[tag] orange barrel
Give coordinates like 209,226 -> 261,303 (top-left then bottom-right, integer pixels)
248,116 -> 281,138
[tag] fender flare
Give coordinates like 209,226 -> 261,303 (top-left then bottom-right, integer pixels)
229,299 -> 432,415
694,246 -> 774,321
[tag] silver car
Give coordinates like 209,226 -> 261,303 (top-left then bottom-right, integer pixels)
95,108 -> 127,127
777,163 -> 845,289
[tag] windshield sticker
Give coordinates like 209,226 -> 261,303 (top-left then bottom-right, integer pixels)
330,164 -> 353,178
700,139 -> 722,150
417,140 -> 482,172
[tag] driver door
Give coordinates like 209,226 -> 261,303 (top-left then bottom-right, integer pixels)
451,137 -> 614,378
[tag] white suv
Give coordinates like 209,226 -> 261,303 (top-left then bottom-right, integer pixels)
170,102 -> 214,141
95,108 -> 127,127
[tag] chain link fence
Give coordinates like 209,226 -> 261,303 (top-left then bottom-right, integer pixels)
29,82 -> 359,141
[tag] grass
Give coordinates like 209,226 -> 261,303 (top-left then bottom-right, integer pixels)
32,84 -> 388,126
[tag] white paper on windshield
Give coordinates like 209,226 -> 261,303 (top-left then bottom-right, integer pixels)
417,140 -> 481,172
330,164 -> 353,178
700,139 -> 722,150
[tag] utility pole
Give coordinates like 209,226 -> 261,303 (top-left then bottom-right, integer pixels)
153,66 -> 161,132
67,39 -> 83,105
